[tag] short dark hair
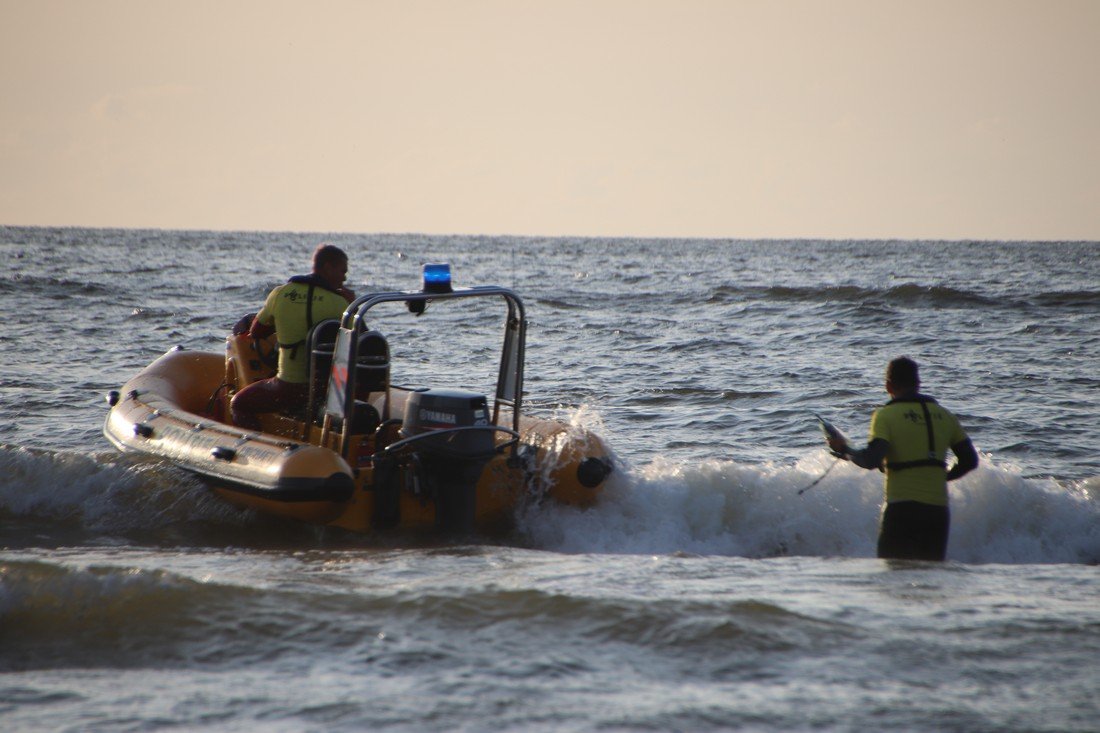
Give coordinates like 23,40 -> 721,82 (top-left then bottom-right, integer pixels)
886,357 -> 920,389
313,243 -> 348,269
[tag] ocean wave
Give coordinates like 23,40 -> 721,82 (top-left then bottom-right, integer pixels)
1030,290 -> 1100,308
518,453 -> 1100,565
709,283 -> 1100,311
355,585 -> 851,656
0,559 -> 290,670
4,443 -> 1095,565
712,283 -> 997,308
0,445 -> 311,547
534,296 -> 597,311
0,274 -> 110,297
623,387 -> 782,405
0,551 -> 848,676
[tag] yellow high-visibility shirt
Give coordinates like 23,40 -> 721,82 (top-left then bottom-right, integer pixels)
256,279 -> 348,383
869,397 -> 968,506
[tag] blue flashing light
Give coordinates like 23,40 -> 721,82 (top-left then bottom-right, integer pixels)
423,263 -> 452,294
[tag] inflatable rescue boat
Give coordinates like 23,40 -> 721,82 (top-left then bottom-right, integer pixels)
104,265 -> 613,534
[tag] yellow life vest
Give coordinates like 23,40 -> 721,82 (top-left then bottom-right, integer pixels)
868,396 -> 968,506
255,277 -> 349,383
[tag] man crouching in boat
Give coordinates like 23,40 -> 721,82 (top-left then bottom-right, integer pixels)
230,244 -> 356,430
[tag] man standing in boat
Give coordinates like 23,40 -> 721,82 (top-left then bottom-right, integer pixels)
231,244 -> 356,430
827,357 -> 979,561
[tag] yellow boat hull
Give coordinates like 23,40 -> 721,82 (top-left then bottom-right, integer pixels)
105,345 -> 613,534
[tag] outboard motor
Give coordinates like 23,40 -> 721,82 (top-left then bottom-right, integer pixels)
403,389 -> 496,532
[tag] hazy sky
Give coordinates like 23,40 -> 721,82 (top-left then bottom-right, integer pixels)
2,0 -> 1098,240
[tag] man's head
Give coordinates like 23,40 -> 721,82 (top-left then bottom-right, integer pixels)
886,356 -> 920,395
312,244 -> 349,290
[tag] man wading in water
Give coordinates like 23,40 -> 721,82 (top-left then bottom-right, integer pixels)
828,357 -> 978,561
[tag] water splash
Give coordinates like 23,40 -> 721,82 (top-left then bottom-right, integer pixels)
0,445 -> 273,547
519,450 -> 1100,565
3,441 -> 1097,564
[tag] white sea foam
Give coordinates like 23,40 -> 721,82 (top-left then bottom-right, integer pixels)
520,449 -> 1100,565
4,442 -> 1096,564
0,445 -> 238,533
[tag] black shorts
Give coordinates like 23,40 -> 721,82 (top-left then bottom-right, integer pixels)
877,501 -> 950,561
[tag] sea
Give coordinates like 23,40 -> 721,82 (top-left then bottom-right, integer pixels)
1,227 -> 1097,732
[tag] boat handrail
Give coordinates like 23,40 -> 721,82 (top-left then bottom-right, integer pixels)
341,285 -> 526,332
326,283 -> 527,449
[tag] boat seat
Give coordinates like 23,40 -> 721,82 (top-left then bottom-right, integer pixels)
355,330 -> 390,397
318,329 -> 391,440
226,331 -> 278,391
350,400 -> 381,435
343,331 -> 390,434
305,319 -> 342,426
307,320 -> 342,392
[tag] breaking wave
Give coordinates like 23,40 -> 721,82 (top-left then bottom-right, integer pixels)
7,440 -> 1090,564
519,451 -> 1100,565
